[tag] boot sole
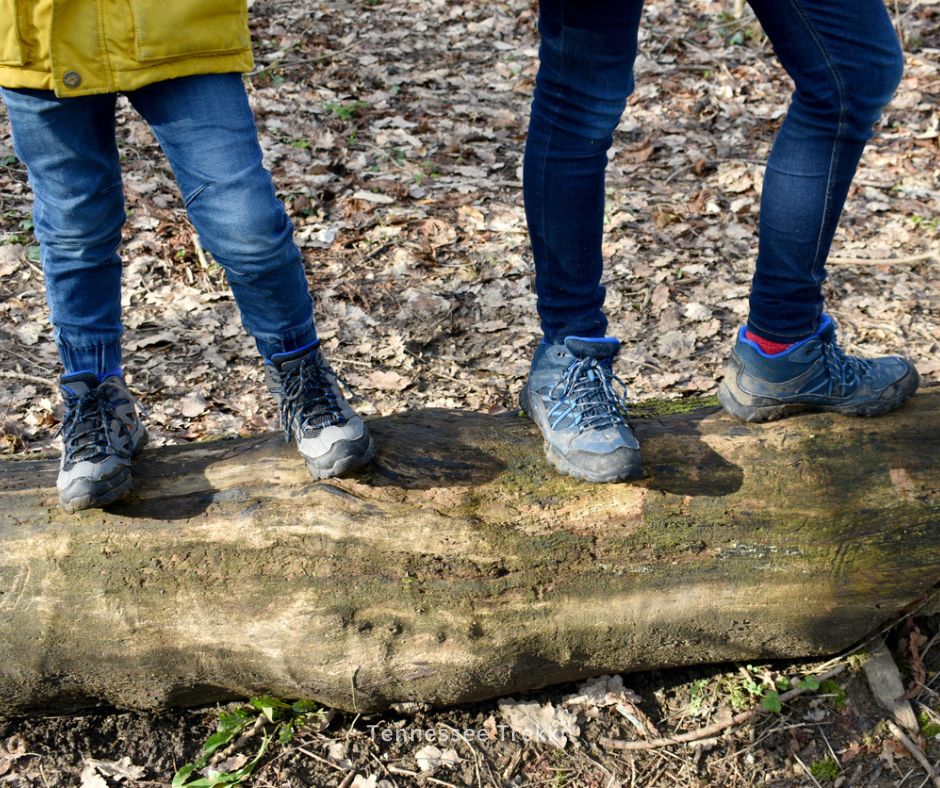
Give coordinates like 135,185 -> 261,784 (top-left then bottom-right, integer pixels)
59,468 -> 135,513
58,428 -> 149,513
520,384 -> 643,483
304,433 -> 376,480
718,365 -> 921,423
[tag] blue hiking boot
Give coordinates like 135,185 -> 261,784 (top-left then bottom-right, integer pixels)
718,314 -> 920,423
265,341 -> 375,478
57,371 -> 148,512
519,336 -> 642,483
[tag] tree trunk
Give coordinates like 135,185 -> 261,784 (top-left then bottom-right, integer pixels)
1,391 -> 938,715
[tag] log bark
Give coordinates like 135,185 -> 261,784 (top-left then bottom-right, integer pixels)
1,390 -> 938,715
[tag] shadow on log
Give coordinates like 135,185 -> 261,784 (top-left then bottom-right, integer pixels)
1,389 -> 938,715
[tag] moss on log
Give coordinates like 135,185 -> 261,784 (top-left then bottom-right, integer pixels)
0,390 -> 937,715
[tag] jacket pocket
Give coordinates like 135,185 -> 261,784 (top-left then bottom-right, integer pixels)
129,0 -> 249,62
0,0 -> 25,66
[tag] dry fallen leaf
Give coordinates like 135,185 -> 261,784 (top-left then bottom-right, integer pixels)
415,744 -> 461,773
179,392 -> 209,418
498,698 -> 580,749
365,370 -> 412,392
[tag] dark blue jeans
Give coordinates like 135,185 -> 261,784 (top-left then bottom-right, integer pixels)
525,0 -> 904,344
2,73 -> 317,373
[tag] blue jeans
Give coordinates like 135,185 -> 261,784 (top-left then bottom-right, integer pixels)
525,0 -> 904,344
1,73 -> 317,373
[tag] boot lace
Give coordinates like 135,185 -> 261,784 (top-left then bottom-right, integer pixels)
547,357 -> 631,433
58,385 -> 130,465
821,338 -> 871,397
278,353 -> 347,442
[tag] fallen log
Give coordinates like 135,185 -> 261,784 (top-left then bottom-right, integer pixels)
0,390 -> 938,715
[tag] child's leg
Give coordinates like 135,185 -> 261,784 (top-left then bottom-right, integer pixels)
1,88 -> 125,375
126,74 -> 317,361
524,0 -> 645,344
127,74 -> 373,478
745,0 -> 904,344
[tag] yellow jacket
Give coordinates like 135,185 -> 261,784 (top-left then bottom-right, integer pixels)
0,0 -> 253,97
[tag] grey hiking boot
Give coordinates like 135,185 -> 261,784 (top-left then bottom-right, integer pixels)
718,314 -> 920,423
57,372 -> 148,512
519,336 -> 642,483
265,342 -> 375,479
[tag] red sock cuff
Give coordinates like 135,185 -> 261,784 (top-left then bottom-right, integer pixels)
744,329 -> 793,355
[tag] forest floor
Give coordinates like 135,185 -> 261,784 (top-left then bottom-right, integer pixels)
0,0 -> 938,785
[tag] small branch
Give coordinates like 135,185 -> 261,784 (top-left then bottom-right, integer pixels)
210,714 -> 266,767
828,252 -> 936,266
793,753 -> 825,788
192,234 -> 210,269
296,746 -> 347,773
387,765 -> 460,787
0,371 -> 55,388
599,664 -> 846,751
886,720 -> 940,788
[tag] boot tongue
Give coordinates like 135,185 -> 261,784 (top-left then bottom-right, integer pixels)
814,314 -> 836,342
60,371 -> 99,397
564,336 -> 621,360
271,343 -> 320,373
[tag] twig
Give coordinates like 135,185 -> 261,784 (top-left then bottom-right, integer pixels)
599,664 -> 847,751
0,371 -> 55,388
210,714 -> 266,767
827,252 -> 936,266
886,720 -> 940,788
387,764 -> 460,787
296,746 -> 347,773
501,742 -> 528,783
192,233 -> 210,269
793,753 -> 825,788
921,632 -> 940,663
438,723 -> 483,788
919,760 -> 940,788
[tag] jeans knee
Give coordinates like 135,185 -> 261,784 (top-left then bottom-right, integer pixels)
533,19 -> 638,145
840,43 -> 904,135
532,80 -> 629,146
35,185 -> 125,260
187,172 -> 297,269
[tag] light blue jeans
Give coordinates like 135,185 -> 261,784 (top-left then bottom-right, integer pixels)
1,73 -> 317,373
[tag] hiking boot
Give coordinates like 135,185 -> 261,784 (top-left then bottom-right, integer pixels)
266,342 -> 375,478
519,336 -> 642,483
718,314 -> 920,423
57,371 -> 148,512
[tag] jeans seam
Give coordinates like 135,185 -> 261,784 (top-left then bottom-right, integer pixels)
184,181 -> 210,208
533,42 -> 562,338
56,339 -> 122,349
784,0 -> 848,283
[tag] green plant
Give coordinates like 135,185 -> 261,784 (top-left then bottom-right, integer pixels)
819,679 -> 847,709
918,711 -> 940,738
719,665 -> 783,713
413,159 -> 440,185
687,678 -> 711,714
761,690 -> 782,713
792,675 -> 820,691
172,697 -> 326,787
809,757 -> 840,782
910,214 -> 939,231
323,100 -> 368,120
